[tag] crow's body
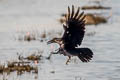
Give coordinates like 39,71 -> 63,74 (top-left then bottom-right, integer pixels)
48,5 -> 93,64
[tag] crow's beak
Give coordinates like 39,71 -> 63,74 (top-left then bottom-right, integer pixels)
47,40 -> 53,44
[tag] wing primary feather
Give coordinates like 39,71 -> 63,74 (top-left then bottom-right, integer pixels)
71,5 -> 74,18
63,5 -> 86,48
68,6 -> 70,20
80,15 -> 86,21
74,7 -> 80,19
77,12 -> 84,20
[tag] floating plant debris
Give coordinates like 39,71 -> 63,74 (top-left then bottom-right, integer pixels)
25,54 -> 43,61
41,30 -> 46,39
24,32 -> 36,41
81,5 -> 111,10
85,13 -> 107,25
19,54 -> 43,61
0,61 -> 38,75
17,32 -> 37,42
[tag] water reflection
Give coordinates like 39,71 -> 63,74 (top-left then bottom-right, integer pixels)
0,0 -> 119,80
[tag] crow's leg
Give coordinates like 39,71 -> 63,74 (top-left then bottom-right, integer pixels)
66,56 -> 71,65
47,49 -> 60,59
47,52 -> 52,60
55,48 -> 59,52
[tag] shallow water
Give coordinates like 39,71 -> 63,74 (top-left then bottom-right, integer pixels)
0,0 -> 120,80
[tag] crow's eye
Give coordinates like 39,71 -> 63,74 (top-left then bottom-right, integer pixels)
55,40 -> 57,42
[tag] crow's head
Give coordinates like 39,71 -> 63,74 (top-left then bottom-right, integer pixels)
47,38 -> 62,45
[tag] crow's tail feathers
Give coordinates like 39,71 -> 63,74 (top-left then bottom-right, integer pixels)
78,48 -> 93,62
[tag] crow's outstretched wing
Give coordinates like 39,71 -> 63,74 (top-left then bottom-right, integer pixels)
62,5 -> 86,49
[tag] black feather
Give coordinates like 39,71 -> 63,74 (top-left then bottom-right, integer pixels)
48,5 -> 93,64
77,48 -> 93,62
62,5 -> 86,48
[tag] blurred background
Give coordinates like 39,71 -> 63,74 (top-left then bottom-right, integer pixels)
0,0 -> 120,80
